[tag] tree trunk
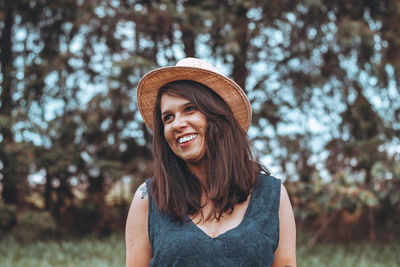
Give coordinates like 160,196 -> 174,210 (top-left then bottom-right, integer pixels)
181,23 -> 196,57
0,0 -> 18,204
231,4 -> 249,92
1,155 -> 19,203
180,0 -> 200,57
0,0 -> 13,125
365,169 -> 376,241
368,207 -> 376,241
44,174 -> 52,211
87,173 -> 105,205
53,176 -> 73,222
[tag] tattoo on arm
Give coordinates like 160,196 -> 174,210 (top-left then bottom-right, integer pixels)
139,185 -> 148,199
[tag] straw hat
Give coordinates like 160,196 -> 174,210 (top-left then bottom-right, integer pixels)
136,57 -> 251,132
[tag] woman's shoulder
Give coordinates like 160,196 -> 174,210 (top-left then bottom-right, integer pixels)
127,181 -> 150,215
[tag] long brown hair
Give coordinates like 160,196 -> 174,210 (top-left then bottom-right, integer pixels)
151,80 -> 268,222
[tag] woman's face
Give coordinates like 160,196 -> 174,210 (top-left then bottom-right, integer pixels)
160,93 -> 207,165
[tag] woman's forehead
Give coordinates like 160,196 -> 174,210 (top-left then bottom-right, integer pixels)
160,94 -> 191,112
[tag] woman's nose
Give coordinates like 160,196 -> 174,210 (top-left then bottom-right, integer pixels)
172,114 -> 187,130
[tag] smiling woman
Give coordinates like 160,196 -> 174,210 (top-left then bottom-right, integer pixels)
125,58 -> 296,267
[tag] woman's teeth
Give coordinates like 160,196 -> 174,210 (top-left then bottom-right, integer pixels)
178,134 -> 197,144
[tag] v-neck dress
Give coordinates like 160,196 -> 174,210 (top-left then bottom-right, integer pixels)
146,174 -> 281,267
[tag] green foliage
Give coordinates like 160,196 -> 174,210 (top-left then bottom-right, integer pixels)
0,204 -> 17,233
287,169 -> 400,240
290,171 -> 379,216
12,211 -> 58,243
59,201 -> 128,236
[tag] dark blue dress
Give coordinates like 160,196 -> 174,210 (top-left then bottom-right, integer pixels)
146,174 -> 281,267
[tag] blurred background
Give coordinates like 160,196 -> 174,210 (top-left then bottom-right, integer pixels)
0,0 -> 399,266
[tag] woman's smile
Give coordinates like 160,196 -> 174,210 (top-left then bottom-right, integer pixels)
161,93 -> 207,165
177,133 -> 198,144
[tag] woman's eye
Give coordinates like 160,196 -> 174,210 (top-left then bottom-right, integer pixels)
163,114 -> 173,122
185,106 -> 196,112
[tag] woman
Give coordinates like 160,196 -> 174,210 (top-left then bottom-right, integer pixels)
126,58 -> 296,266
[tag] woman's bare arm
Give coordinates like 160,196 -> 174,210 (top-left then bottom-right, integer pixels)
272,183 -> 297,267
125,182 -> 152,267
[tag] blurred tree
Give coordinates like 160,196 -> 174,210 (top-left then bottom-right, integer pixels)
0,0 -> 31,206
256,0 -> 400,241
1,0 -> 399,239
0,0 -> 155,221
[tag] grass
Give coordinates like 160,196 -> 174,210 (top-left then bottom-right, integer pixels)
0,234 -> 125,267
297,233 -> 400,267
0,232 -> 399,266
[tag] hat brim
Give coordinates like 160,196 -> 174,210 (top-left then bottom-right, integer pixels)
137,66 -> 251,132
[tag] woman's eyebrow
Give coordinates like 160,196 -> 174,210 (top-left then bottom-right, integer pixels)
161,101 -> 193,116
182,102 -> 194,107
161,110 -> 170,116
